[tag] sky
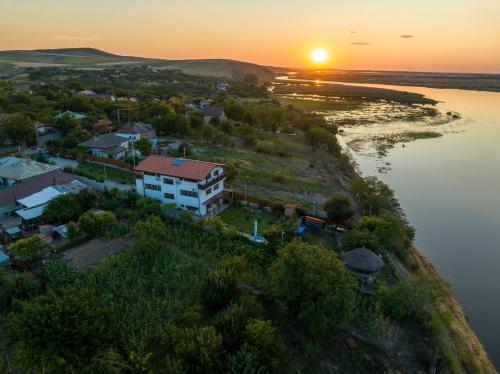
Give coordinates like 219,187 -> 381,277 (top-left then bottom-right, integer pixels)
0,0 -> 499,73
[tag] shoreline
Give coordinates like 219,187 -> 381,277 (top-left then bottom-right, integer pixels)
408,245 -> 497,373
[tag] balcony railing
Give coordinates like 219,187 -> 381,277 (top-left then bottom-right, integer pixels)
198,174 -> 226,190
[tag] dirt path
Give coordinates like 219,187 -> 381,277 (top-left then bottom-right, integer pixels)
64,235 -> 134,270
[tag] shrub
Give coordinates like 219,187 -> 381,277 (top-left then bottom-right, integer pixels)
269,241 -> 357,335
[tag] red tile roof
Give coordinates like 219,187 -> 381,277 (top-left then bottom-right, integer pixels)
0,170 -> 75,207
135,156 -> 221,181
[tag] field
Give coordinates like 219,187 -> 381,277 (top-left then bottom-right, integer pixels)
196,136 -> 346,209
75,162 -> 134,184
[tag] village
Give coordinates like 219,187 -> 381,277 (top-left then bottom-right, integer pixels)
0,61 -> 483,373
0,108 -> 384,292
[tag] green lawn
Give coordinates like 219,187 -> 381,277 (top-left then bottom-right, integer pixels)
302,230 -> 339,251
219,204 -> 277,234
76,162 -> 134,184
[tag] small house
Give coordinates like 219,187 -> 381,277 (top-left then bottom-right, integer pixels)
115,122 -> 156,142
79,134 -> 129,159
203,107 -> 226,123
341,248 -> 385,288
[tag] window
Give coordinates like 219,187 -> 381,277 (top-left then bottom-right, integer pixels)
213,170 -> 219,178
163,178 -> 174,185
206,187 -> 212,195
145,184 -> 161,191
164,193 -> 174,199
180,190 -> 198,198
186,206 -> 198,212
213,183 -> 220,191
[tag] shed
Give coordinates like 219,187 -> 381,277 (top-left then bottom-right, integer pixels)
341,248 -> 385,288
284,203 -> 297,217
0,250 -> 10,267
341,248 -> 385,274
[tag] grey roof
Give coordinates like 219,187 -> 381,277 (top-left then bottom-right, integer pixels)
203,106 -> 225,117
118,122 -> 154,135
341,248 -> 385,273
80,133 -> 126,149
0,157 -> 59,181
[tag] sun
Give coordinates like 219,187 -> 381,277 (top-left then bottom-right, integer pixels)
311,48 -> 328,64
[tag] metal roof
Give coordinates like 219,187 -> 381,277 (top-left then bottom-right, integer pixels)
0,157 -> 59,181
17,186 -> 62,208
341,248 -> 385,273
16,204 -> 47,221
0,170 -> 76,207
0,251 -> 10,266
79,134 -> 127,149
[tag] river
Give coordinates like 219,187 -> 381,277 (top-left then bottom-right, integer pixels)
277,76 -> 500,367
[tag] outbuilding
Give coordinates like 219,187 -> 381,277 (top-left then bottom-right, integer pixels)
341,247 -> 385,288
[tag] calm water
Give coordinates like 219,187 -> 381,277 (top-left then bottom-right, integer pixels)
352,85 -> 500,367
279,77 -> 500,367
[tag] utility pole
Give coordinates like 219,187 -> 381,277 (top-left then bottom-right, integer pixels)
103,164 -> 107,181
131,140 -> 136,168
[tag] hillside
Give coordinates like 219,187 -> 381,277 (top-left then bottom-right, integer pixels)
0,48 -> 279,81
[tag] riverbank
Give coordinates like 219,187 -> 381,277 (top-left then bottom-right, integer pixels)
407,245 -> 497,373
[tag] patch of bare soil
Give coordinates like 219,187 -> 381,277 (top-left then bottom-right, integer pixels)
65,235 -> 134,269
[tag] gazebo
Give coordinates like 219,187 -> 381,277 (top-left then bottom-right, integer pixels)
341,247 -> 385,288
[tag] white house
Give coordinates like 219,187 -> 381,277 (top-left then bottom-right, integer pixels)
115,122 -> 156,142
134,156 -> 227,217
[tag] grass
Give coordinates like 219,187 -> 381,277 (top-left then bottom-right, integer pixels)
301,230 -> 338,251
219,204 -> 277,234
276,96 -> 364,112
75,162 -> 134,184
196,136 -> 345,208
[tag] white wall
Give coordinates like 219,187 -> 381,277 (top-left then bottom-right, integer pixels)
136,168 -> 225,216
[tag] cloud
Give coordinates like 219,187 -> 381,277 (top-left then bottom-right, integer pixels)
352,42 -> 371,46
44,34 -> 101,41
400,34 -> 414,39
349,31 -> 357,35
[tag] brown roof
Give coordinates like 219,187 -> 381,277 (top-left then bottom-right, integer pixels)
0,170 -> 75,207
135,156 -> 221,181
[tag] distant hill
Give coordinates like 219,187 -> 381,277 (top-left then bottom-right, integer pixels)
0,48 -> 281,81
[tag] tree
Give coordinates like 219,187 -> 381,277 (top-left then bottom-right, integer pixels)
8,235 -> 47,268
0,113 -> 35,145
6,288 -> 114,371
151,325 -> 223,373
269,241 -> 357,335
41,193 -> 85,224
224,160 -> 239,185
243,319 -> 285,372
134,137 -> 152,156
343,212 -> 414,254
78,211 -> 117,238
0,268 -> 41,311
324,194 -> 355,226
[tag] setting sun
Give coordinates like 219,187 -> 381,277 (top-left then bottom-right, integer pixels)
311,48 -> 328,64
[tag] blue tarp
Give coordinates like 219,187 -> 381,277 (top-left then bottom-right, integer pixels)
0,251 -> 10,267
295,226 -> 306,236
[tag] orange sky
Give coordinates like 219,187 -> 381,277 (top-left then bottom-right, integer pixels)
1,0 -> 499,73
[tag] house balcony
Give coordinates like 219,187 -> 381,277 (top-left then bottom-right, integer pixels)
198,174 -> 226,190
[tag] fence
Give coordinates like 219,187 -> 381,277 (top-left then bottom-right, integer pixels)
48,146 -> 133,170
75,175 -> 134,193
